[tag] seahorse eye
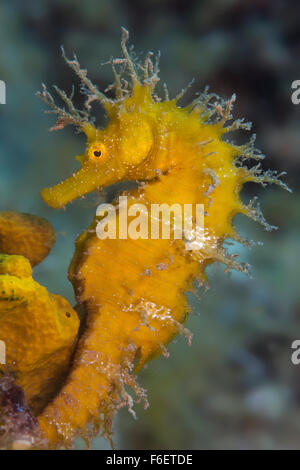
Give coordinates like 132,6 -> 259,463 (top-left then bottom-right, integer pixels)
88,143 -> 106,161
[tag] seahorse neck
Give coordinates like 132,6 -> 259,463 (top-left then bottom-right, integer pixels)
140,143 -> 204,206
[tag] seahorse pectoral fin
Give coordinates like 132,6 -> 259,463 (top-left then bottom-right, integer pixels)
41,162 -> 123,209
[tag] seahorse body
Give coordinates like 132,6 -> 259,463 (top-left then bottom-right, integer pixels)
36,30 -> 289,448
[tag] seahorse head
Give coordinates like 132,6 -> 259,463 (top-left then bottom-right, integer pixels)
42,115 -> 154,209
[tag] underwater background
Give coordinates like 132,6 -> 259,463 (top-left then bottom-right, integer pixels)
0,0 -> 300,449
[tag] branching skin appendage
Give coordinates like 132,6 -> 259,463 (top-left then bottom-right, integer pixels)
34,29 -> 290,449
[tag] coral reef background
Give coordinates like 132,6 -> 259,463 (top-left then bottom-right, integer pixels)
0,0 -> 300,449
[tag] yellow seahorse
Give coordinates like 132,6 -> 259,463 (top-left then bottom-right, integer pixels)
31,29 -> 289,448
